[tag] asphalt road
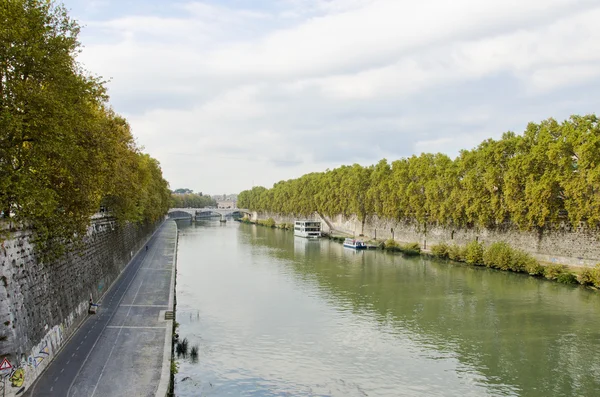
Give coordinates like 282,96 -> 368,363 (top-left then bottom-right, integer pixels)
26,221 -> 176,397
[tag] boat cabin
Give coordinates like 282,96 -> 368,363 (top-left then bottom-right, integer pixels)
343,238 -> 367,249
294,220 -> 322,238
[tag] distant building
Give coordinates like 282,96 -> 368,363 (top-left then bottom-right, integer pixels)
217,200 -> 236,209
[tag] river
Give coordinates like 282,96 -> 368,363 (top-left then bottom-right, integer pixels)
173,219 -> 600,397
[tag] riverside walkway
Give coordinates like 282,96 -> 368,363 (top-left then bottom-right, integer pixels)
25,220 -> 177,397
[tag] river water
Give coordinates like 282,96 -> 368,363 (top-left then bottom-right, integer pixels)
174,220 -> 600,397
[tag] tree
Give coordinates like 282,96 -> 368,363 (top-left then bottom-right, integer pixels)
0,1 -> 171,256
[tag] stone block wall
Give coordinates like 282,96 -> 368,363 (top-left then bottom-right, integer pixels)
0,217 -> 159,394
254,211 -> 600,267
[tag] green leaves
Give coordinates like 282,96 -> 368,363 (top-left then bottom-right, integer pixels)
1,1 -> 170,255
239,114 -> 600,231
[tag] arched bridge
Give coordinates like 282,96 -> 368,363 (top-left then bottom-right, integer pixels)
168,208 -> 251,222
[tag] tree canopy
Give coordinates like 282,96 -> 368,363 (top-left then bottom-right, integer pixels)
239,115 -> 600,230
170,192 -> 216,208
1,0 -> 171,253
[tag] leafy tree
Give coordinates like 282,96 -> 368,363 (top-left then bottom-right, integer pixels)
0,0 -> 171,255
239,115 -> 600,232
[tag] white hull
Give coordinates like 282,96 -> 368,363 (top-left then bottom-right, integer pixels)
294,231 -> 321,238
294,220 -> 322,239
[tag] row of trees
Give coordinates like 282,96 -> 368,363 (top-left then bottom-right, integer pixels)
0,0 -> 171,253
239,115 -> 600,230
170,192 -> 217,208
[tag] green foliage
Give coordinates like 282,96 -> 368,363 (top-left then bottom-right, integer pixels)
510,250 -> 537,273
0,0 -> 170,256
524,260 -> 545,276
430,243 -> 449,258
385,239 -> 400,248
383,240 -> 420,255
170,193 -> 216,209
278,222 -> 292,230
557,272 -> 578,284
579,265 -> 600,287
401,242 -> 421,256
257,218 -> 276,228
238,115 -> 600,234
464,241 -> 484,265
544,264 -> 569,280
448,244 -> 466,261
483,242 -> 513,270
170,360 -> 179,375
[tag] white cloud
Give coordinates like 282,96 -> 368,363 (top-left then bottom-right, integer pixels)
64,0 -> 600,193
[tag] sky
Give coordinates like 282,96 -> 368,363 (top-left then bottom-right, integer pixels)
61,0 -> 600,195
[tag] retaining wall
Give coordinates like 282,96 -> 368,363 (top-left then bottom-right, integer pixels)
0,217 -> 160,395
251,212 -> 599,267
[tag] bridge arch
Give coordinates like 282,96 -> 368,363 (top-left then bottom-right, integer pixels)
167,208 -> 251,222
167,210 -> 193,220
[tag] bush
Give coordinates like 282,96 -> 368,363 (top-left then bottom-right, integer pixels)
430,243 -> 449,258
579,264 -> 600,287
483,242 -> 513,270
448,244 -> 465,261
401,242 -> 421,256
544,264 -> 568,280
510,250 -> 534,273
525,259 -> 544,276
385,239 -> 400,248
258,218 -> 276,228
557,272 -> 578,284
464,240 -> 484,265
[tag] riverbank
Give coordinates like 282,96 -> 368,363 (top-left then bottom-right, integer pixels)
239,217 -> 600,290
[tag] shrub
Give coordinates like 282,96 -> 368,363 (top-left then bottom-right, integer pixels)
464,240 -> 484,265
557,272 -> 578,284
258,218 -> 276,228
579,264 -> 600,287
401,242 -> 421,256
385,239 -> 400,248
448,244 -> 466,262
430,243 -> 449,258
483,242 -> 513,270
525,259 -> 544,276
509,250 -> 534,273
544,264 -> 568,280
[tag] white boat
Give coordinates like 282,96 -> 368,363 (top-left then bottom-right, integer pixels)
294,220 -> 321,238
343,238 -> 366,249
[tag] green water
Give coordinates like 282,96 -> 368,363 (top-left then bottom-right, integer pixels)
174,220 -> 600,397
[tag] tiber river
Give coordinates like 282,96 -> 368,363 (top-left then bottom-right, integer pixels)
174,219 -> 600,397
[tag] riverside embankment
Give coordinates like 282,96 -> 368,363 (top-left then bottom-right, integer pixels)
246,211 -> 600,268
1,219 -> 177,397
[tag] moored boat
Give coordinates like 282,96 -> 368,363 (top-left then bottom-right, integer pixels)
294,220 -> 322,238
343,238 -> 366,249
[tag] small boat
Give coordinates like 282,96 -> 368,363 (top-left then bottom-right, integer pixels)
343,238 -> 366,249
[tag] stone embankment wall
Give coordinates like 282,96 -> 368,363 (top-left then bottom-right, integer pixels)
250,212 -> 599,267
0,216 -> 159,394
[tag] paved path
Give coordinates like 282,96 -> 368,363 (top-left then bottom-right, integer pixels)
26,221 -> 177,397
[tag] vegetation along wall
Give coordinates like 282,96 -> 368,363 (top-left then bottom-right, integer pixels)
240,115 -> 600,267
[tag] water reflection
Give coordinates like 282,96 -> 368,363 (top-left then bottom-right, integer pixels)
175,220 -> 600,397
